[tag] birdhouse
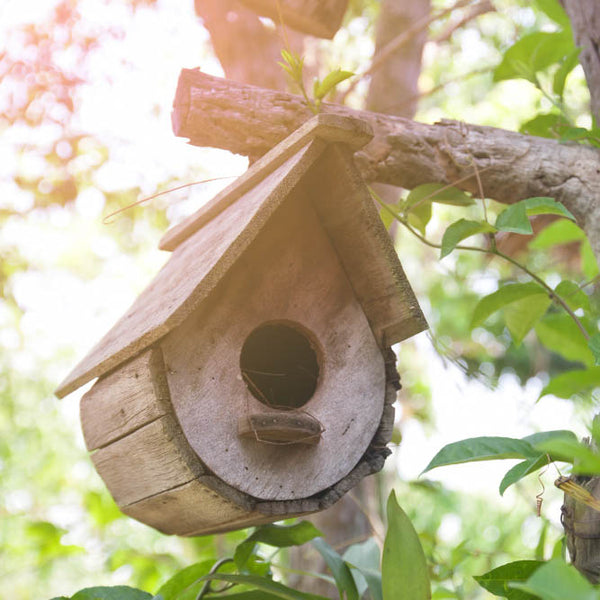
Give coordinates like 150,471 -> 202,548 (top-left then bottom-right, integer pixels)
237,0 -> 348,39
56,114 -> 427,536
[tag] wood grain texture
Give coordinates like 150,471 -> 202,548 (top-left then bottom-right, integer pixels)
80,347 -> 169,451
162,194 -> 386,501
121,479 -> 265,536
91,415 -> 203,507
308,143 -> 427,345
237,412 -> 323,445
237,0 -> 348,38
170,70 -> 600,262
162,114 -> 372,251
56,141 -> 324,398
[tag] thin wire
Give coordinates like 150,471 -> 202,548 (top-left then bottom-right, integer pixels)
102,176 -> 238,224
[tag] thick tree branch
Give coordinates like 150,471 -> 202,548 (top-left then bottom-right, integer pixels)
172,69 -> 600,260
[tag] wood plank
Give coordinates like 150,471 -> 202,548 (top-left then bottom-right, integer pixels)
91,415 -> 203,507
55,140 -> 325,399
161,114 -> 372,252
80,347 -> 170,451
121,479 -> 255,536
238,0 -> 348,38
307,143 -> 427,345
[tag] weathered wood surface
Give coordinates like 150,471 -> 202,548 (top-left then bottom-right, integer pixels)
161,114 -> 372,251
162,193 -> 387,501
91,415 -> 203,507
122,479 -> 269,537
237,0 -> 348,38
80,348 -> 169,451
238,412 -> 323,445
172,69 -> 600,260
55,141 -> 324,398
307,143 -> 426,344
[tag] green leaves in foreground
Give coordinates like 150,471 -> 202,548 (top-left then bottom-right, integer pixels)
474,560 -> 543,600
51,587 -> 152,600
382,491 -> 431,600
440,219 -> 494,258
512,558 -> 600,600
475,558 -> 600,600
495,197 -> 575,235
421,430 -> 581,495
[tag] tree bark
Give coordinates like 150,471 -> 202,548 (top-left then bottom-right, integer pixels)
171,69 -> 600,261
365,0 -> 430,117
560,0 -> 600,123
194,0 -> 297,90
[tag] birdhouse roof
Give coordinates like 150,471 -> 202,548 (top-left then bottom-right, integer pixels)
56,114 -> 427,398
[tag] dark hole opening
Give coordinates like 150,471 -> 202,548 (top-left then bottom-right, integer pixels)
240,322 -> 320,409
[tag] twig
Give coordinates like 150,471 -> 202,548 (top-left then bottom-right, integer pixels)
433,0 -> 495,44
340,0 -> 474,103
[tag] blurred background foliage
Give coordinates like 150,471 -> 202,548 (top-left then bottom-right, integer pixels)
1,0 -> 598,598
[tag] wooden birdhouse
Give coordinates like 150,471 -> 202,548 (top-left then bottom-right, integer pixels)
56,114 -> 427,536
237,0 -> 348,39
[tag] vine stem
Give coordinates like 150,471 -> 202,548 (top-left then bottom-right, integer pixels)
382,201 -> 591,341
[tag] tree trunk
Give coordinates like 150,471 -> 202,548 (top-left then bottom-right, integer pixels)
171,69 -> 600,262
556,1 -> 600,584
194,0 -> 302,90
560,0 -> 600,123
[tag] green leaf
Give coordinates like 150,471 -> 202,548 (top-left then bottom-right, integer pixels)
198,574 -> 329,600
153,560 -> 215,600
522,429 -> 578,450
408,200 -> 432,235
535,0 -> 571,27
520,113 -> 571,138
499,454 -> 547,496
541,367 -> 600,398
496,202 -> 532,234
512,558 -> 599,600
71,587 -> 152,600
313,69 -> 354,100
589,333 -> 600,366
343,539 -> 382,600
246,521 -> 322,548
555,281 -> 590,311
235,522 -> 321,570
312,538 -> 359,600
474,560 -> 544,600
496,198 -> 575,234
422,437 -> 539,475
494,31 -> 575,83
536,520 -> 549,561
535,313 -> 594,366
522,197 -> 576,220
406,183 -> 474,208
582,238 -> 600,278
440,219 -> 494,258
382,491 -> 431,600
553,47 -> 581,97
529,219 -> 585,250
504,293 -> 552,345
534,437 -> 600,473
471,282 -> 546,328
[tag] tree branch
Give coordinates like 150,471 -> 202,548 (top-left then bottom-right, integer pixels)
172,69 -> 600,261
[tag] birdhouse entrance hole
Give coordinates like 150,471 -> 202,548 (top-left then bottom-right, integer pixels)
240,322 -> 320,409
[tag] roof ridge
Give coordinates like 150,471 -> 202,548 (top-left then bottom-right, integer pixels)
158,114 -> 373,252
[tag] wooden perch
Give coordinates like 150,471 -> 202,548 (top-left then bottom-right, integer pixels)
172,69 -> 600,259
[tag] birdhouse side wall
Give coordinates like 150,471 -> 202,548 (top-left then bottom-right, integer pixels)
80,347 -> 269,535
